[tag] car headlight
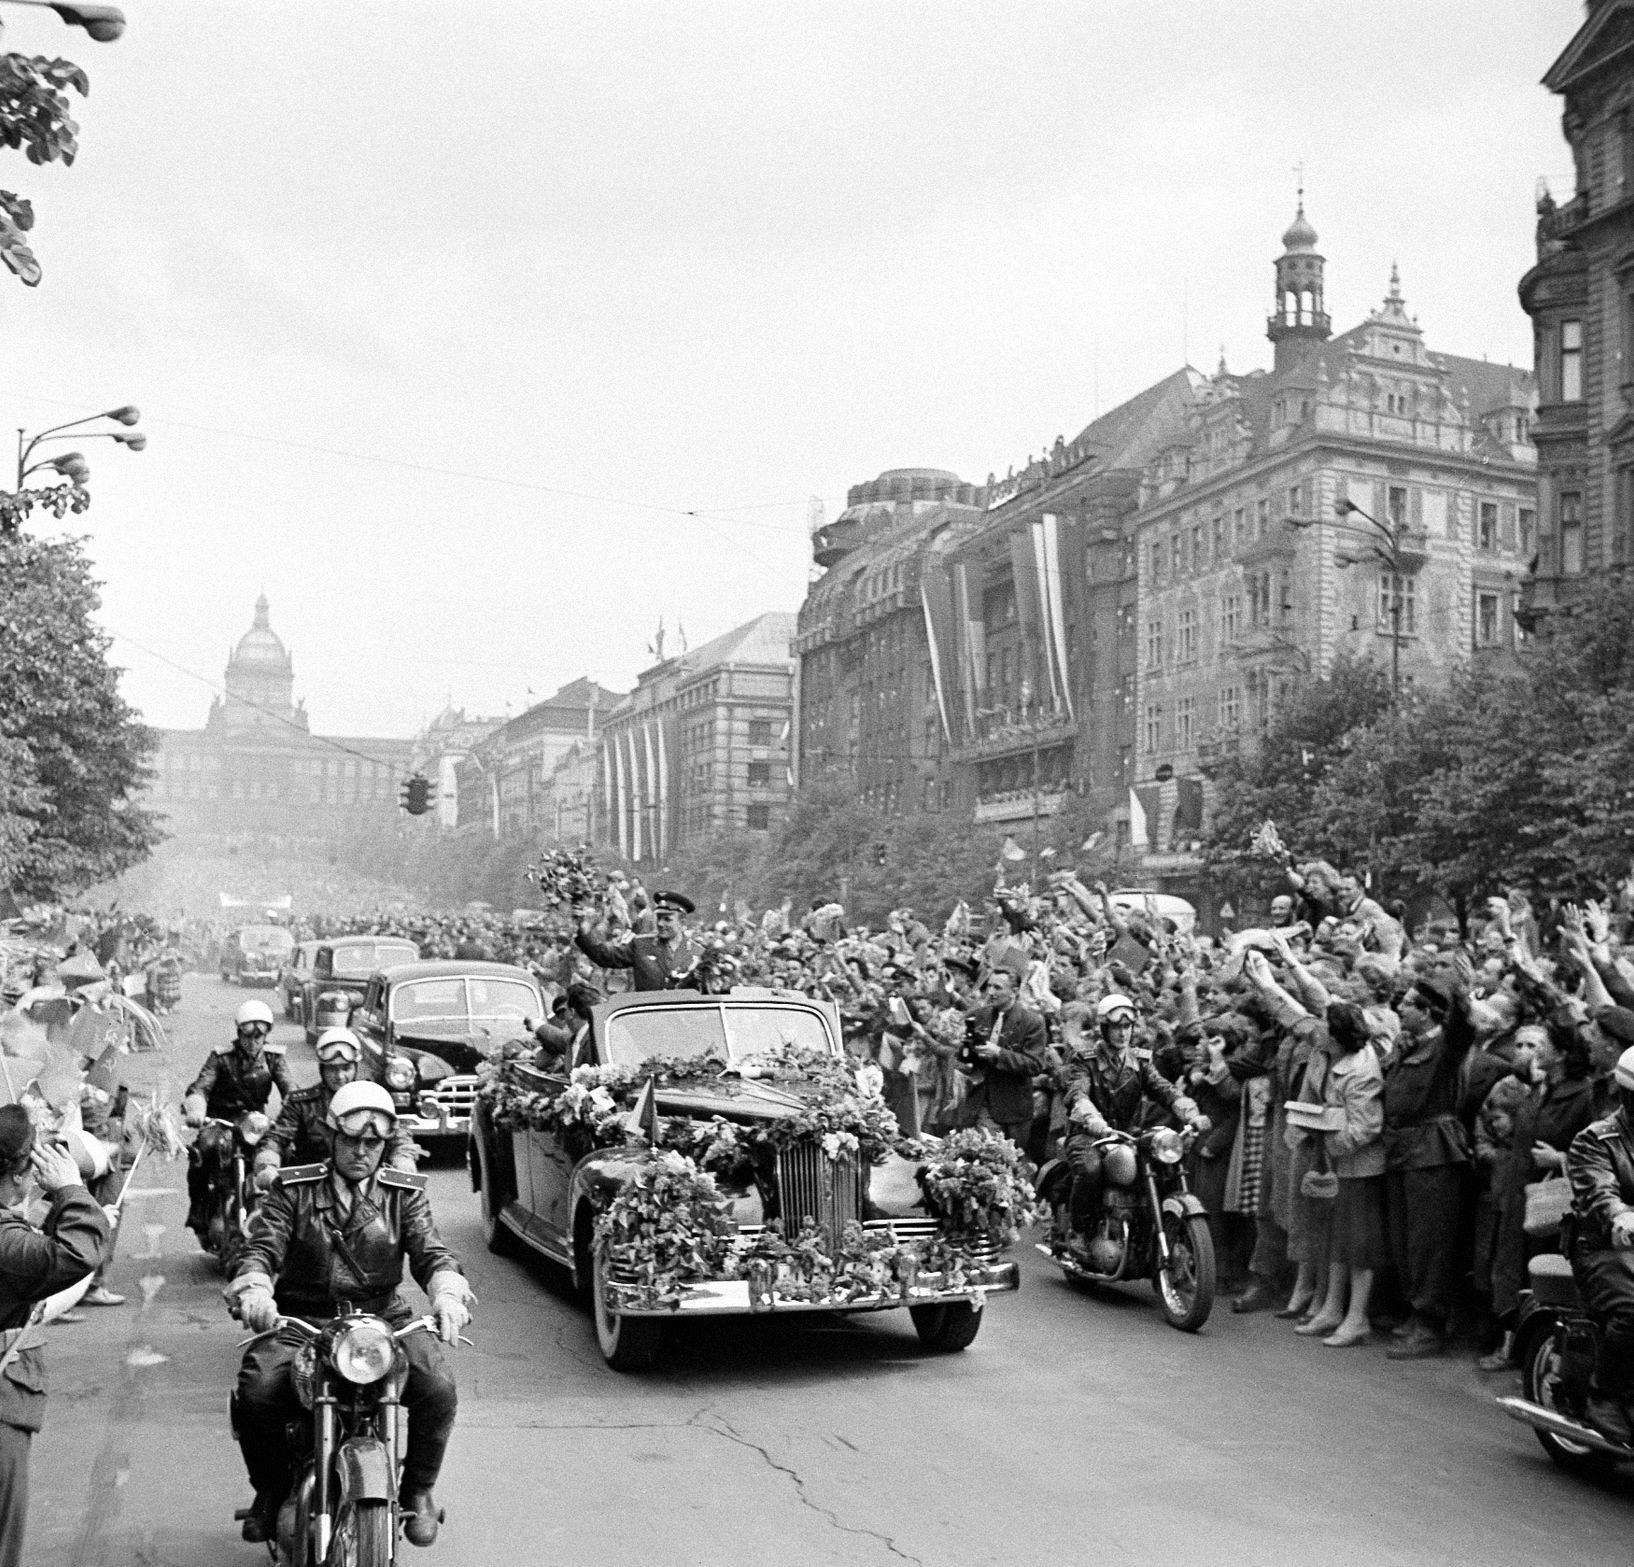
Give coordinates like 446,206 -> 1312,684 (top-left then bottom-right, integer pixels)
384,1056 -> 416,1090
1149,1127 -> 1184,1165
328,1318 -> 395,1385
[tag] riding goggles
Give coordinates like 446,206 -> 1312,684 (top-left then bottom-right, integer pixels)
238,1022 -> 272,1037
315,1039 -> 361,1065
333,1107 -> 395,1141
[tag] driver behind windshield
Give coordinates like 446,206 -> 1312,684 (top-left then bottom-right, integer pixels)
1061,994 -> 1205,1246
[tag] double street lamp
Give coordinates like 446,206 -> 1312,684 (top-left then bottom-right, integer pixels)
0,1 -> 126,41
5,405 -> 144,532
1291,496 -> 1415,702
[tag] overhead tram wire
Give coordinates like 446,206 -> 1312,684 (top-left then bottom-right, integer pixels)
109,630 -> 414,776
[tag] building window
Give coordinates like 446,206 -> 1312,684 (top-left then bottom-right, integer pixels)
1234,507 -> 1248,547
1256,498 -> 1270,538
1222,594 -> 1240,639
1479,501 -> 1497,551
1287,484 -> 1302,518
1386,485 -> 1408,532
1178,607 -> 1197,662
747,719 -> 773,746
746,804 -> 770,830
1146,619 -> 1164,669
1519,506 -> 1536,559
1219,685 -> 1241,729
1176,696 -> 1194,750
1249,569 -> 1273,628
1214,515 -> 1226,560
1379,570 -> 1417,634
1143,704 -> 1162,755
1170,533 -> 1182,572
1190,524 -> 1203,571
1561,319 -> 1583,403
1149,542 -> 1163,582
1559,489 -> 1584,575
746,761 -> 771,787
1476,591 -> 1500,648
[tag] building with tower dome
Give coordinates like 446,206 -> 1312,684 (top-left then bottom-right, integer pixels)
1130,200 -> 1535,899
143,595 -> 416,838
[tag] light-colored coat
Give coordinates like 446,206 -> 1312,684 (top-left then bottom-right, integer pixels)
1323,1045 -> 1386,1179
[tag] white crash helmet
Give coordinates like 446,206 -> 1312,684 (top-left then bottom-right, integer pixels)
326,1080 -> 398,1139
1096,994 -> 1136,1024
314,1027 -> 362,1064
235,999 -> 275,1030
1614,1046 -> 1634,1093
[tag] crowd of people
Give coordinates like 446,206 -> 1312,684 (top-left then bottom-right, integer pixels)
301,855 -> 1634,1367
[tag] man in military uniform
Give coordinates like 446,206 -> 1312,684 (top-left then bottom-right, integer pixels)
0,1105 -> 109,1566
1567,1045 -> 1634,1443
1060,994 -> 1204,1241
252,1028 -> 418,1185
227,1081 -> 473,1547
575,889 -> 701,991
183,999 -> 295,1237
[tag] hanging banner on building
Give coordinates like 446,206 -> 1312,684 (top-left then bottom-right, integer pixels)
1128,786 -> 1149,850
919,577 -> 955,745
1007,529 -> 1044,708
612,734 -> 629,860
627,729 -> 644,861
642,722 -> 659,861
954,560 -> 984,731
654,719 -> 668,859
1037,513 -> 1074,720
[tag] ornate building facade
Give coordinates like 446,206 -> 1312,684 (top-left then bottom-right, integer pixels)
1134,207 -> 1536,879
145,596 -> 416,836
1520,0 -> 1634,621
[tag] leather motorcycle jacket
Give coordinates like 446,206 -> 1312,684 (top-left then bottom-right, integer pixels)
186,1044 -> 295,1121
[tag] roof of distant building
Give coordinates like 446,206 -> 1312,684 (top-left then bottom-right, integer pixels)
230,593 -> 292,673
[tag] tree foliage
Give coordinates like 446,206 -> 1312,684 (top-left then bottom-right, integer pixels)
0,532 -> 162,896
0,50 -> 89,287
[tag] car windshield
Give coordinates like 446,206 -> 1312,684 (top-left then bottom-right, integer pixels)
388,976 -> 538,1024
601,1004 -> 834,1069
467,978 -> 538,1019
331,942 -> 417,978
390,980 -> 465,1022
240,927 -> 292,953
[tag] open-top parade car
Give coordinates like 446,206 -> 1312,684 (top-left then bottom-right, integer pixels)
468,989 -> 1030,1371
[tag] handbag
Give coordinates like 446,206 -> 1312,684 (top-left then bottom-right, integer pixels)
1300,1137 -> 1339,1201
1523,1173 -> 1572,1239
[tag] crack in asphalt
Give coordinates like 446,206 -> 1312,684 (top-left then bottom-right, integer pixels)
690,1410 -> 924,1566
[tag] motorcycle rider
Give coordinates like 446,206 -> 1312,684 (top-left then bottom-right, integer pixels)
183,1000 -> 295,1239
1566,1044 -> 1634,1443
226,1081 -> 474,1547
252,1028 -> 419,1185
1060,994 -> 1206,1248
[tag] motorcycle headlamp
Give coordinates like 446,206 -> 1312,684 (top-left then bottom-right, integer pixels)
328,1317 -> 396,1386
1149,1127 -> 1184,1165
333,1108 -> 395,1142
384,1056 -> 416,1090
236,1111 -> 270,1147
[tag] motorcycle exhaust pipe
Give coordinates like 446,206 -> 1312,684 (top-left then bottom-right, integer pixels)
1495,1395 -> 1629,1456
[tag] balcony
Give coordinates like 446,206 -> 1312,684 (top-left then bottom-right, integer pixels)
1537,190 -> 1589,244
974,789 -> 1067,825
1237,526 -> 1299,566
953,712 -> 1078,763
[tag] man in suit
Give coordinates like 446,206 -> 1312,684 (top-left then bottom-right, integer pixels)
0,1106 -> 109,1567
952,969 -> 1048,1146
575,890 -> 701,992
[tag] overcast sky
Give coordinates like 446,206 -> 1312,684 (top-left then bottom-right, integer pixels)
1,1 -> 1581,739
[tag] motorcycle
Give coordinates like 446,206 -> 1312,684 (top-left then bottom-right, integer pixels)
1497,1250 -> 1634,1477
197,1112 -> 270,1272
1036,1124 -> 1216,1331
234,1310 -> 455,1566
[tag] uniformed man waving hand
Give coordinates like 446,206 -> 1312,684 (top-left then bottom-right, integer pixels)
574,889 -> 701,991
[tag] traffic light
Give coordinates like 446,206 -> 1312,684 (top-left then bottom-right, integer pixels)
401,774 -> 433,815
872,841 -> 888,866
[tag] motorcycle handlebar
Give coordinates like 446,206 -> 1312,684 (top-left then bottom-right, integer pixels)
237,1314 -> 472,1348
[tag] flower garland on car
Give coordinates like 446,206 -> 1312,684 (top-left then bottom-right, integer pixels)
914,1127 -> 1043,1247
593,1152 -> 737,1310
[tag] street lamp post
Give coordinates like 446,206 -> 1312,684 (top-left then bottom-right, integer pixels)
1292,496 -> 1409,703
5,405 -> 143,533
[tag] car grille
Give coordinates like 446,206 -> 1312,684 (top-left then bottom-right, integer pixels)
427,1075 -> 478,1119
775,1141 -> 863,1249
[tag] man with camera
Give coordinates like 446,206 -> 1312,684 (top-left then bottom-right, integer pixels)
0,1105 -> 110,1566
951,969 -> 1048,1147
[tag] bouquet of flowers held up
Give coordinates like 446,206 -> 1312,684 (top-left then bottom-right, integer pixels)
527,845 -> 602,910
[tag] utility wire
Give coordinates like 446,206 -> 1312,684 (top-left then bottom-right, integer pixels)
110,630 -> 416,775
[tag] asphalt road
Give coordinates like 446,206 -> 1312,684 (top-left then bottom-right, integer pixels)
21,975 -> 1634,1566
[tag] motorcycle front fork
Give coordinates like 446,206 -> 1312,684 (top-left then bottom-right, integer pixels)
1146,1172 -> 1171,1267
311,1393 -> 404,1560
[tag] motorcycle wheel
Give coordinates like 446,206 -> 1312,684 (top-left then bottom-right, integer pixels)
910,1301 -> 983,1352
329,1497 -> 390,1567
1156,1213 -> 1215,1332
591,1244 -> 663,1372
1521,1324 -> 1616,1477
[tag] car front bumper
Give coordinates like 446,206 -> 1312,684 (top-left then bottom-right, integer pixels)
603,1257 -> 1020,1319
391,1075 -> 478,1139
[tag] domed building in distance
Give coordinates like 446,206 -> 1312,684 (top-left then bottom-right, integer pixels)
143,595 -> 416,837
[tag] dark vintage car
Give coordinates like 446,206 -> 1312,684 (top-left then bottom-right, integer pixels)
276,940 -> 320,1020
468,990 -> 1021,1371
351,961 -> 543,1142
299,936 -> 420,1044
219,925 -> 295,988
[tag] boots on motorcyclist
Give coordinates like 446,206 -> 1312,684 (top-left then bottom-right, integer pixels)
401,1487 -> 443,1547
241,1491 -> 278,1544
1585,1389 -> 1634,1447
